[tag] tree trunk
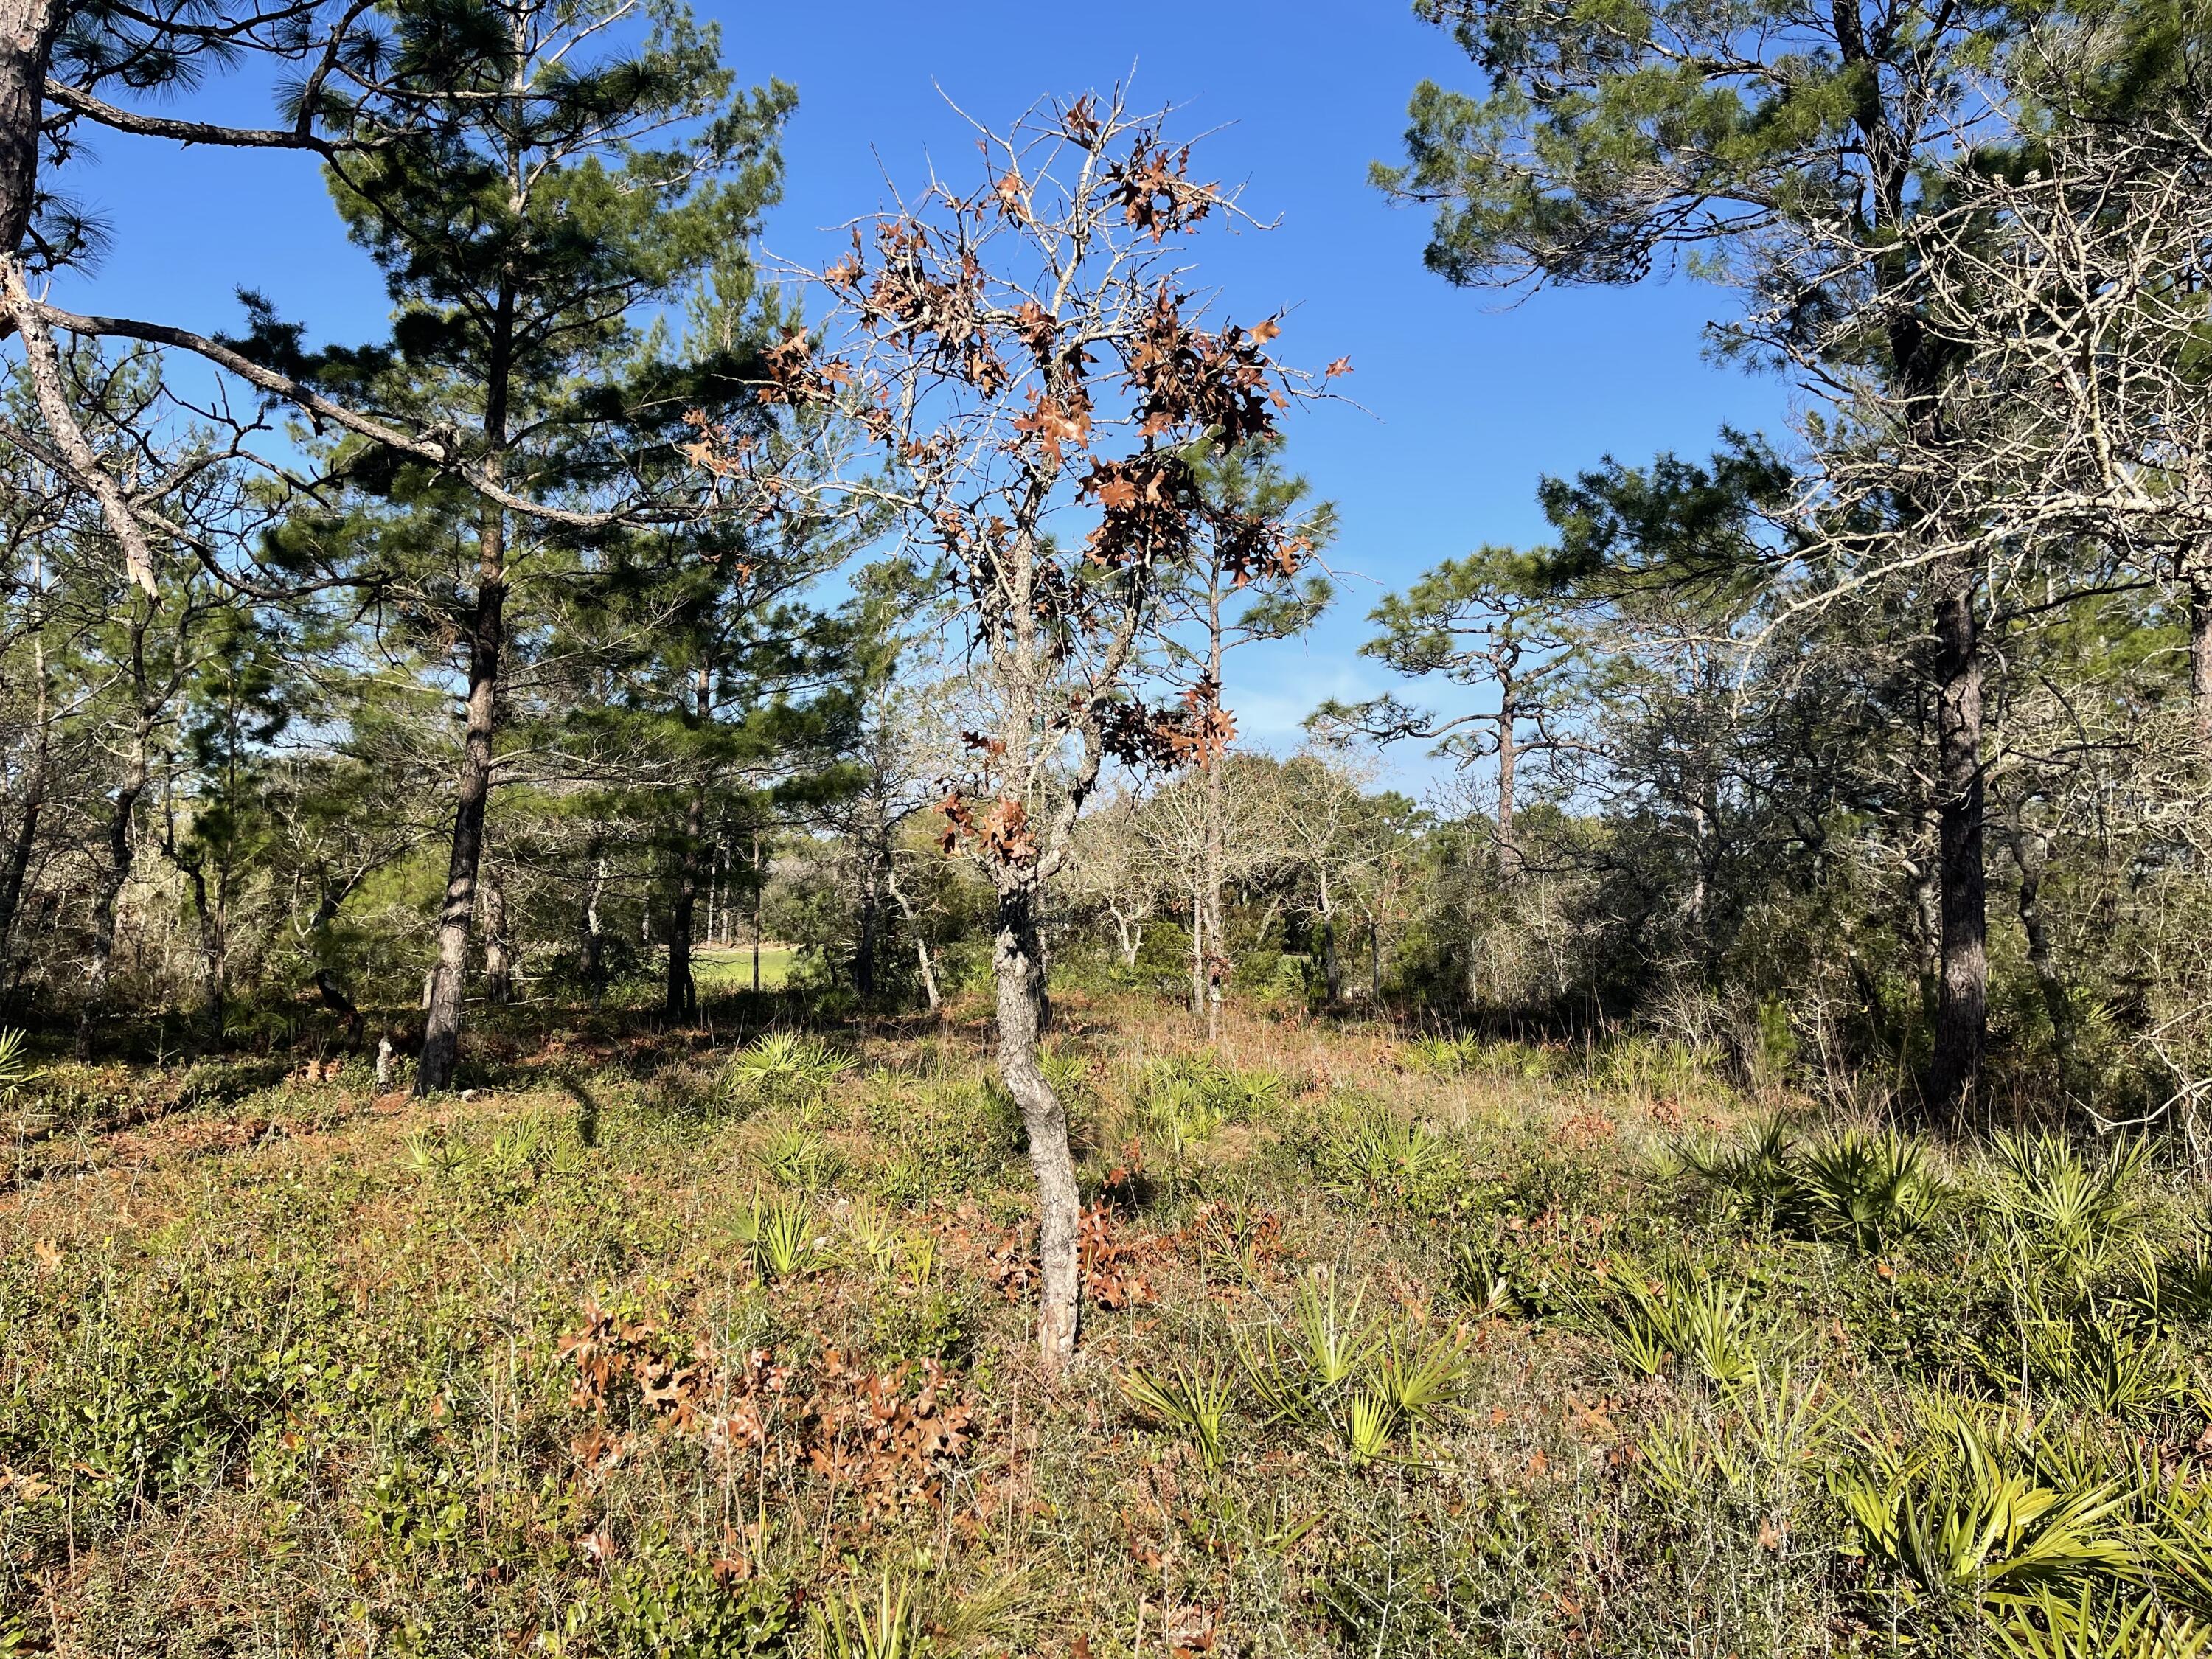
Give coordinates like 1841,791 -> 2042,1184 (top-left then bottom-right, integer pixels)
582,848 -> 607,1009
2190,563 -> 2212,749
3,257 -> 160,596
1188,879 -> 1206,1017
77,726 -> 149,1057
1109,905 -> 1141,970
314,970 -> 361,1038
482,863 -> 513,1004
417,515 -> 505,1092
1200,599 -> 1227,1038
1203,773 -> 1224,1044
1495,695 -> 1520,874
0,568 -> 48,975
180,856 -> 222,1037
667,788 -> 703,1020
885,860 -> 939,1012
995,880 -> 1078,1368
2011,824 -> 2070,1071
1924,582 -> 1987,1113
751,832 -> 763,995
854,847 -> 880,1001
0,718 -> 47,977
77,605 -> 156,1057
1368,917 -> 1382,1004
417,313 -> 512,1093
0,0 -> 58,258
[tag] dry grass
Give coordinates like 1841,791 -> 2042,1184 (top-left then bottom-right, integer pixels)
3,992 -> 2208,1656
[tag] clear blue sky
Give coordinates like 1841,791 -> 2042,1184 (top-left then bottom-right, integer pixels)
54,0 -> 1787,788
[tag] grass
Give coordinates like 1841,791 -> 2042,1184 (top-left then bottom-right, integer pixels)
689,943 -> 798,992
3,990 -> 2210,1657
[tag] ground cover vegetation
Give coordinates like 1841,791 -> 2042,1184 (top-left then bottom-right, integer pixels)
4,0 -> 2212,1652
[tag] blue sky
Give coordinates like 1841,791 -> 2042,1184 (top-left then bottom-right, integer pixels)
52,0 -> 1788,789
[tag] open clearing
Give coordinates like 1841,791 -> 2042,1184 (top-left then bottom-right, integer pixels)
7,993 -> 2211,1656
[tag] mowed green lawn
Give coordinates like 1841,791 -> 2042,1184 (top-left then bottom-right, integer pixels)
687,943 -> 796,990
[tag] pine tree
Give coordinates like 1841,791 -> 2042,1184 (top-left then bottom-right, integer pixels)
288,0 -> 790,1090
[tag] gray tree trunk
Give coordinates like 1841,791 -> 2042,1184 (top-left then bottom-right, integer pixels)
995,880 -> 1078,1367
1926,582 -> 1987,1113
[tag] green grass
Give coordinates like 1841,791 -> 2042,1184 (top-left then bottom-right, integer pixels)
688,942 -> 796,991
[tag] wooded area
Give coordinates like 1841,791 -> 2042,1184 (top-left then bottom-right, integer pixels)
8,0 -> 2212,1653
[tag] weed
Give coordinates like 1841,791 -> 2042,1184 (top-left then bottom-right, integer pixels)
1830,1400 -> 2137,1616
1374,1325 -> 1475,1436
1405,1032 -> 1480,1075
759,1123 -> 838,1189
733,1187 -> 820,1281
1293,1270 -> 1380,1391
1989,1587 -> 2212,1659
1315,1110 -> 1461,1214
1346,1388 -> 1399,1466
1799,1128 -> 1943,1251
1451,1240 -> 1520,1318
1675,1113 -> 1804,1226
0,1027 -> 35,1098
1677,1116 -> 1942,1251
1989,1132 -> 2151,1276
722,1031 -> 855,1109
403,1126 -> 471,1177
816,1569 -> 928,1659
1579,1259 -> 1767,1387
1121,1364 -> 1234,1470
848,1196 -> 902,1273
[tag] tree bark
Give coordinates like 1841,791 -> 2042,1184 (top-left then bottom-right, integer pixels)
1188,878 -> 1206,1018
885,859 -> 939,1012
0,553 -> 49,990
0,0 -> 58,259
854,846 -> 880,1001
1924,582 -> 1987,1113
416,504 -> 505,1092
1203,775 -> 1224,1043
482,862 -> 513,1004
76,605 -> 156,1056
582,846 -> 607,1008
417,293 -> 512,1093
1200,591 -> 1226,1039
2,257 -> 160,595
2011,823 -> 2070,1070
995,880 -> 1079,1368
1107,904 -> 1142,970
313,969 -> 361,1037
77,722 -> 149,1056
750,831 -> 763,995
1495,689 -> 1520,875
1318,866 -> 1343,1005
175,852 -> 223,1037
667,787 -> 703,1019
2190,563 -> 2212,749
0,701 -> 47,975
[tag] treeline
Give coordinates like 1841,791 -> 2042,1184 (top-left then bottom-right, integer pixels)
5,0 -> 2212,1186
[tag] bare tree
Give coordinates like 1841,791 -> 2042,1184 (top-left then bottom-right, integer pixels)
1059,786 -> 1163,971
1133,754 -> 1295,1034
1276,745 -> 1384,1005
